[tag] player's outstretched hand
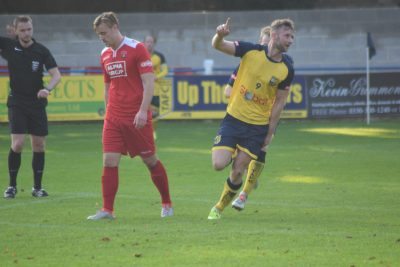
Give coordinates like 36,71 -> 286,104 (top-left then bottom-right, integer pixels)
216,17 -> 231,37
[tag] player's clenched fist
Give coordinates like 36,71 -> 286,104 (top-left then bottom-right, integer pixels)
216,17 -> 231,37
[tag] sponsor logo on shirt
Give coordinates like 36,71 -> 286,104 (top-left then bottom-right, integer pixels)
140,60 -> 153,68
32,61 -> 40,72
269,76 -> 279,86
14,47 -> 23,52
105,61 -> 128,78
240,84 -> 270,106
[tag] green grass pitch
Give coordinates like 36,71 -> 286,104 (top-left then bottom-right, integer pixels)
0,119 -> 399,266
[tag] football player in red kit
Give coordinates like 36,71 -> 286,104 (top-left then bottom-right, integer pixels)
88,12 -> 173,220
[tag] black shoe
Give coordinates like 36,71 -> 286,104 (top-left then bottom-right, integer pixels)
32,188 -> 49,197
4,186 -> 17,199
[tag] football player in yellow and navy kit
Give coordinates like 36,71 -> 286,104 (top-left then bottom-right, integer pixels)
224,26 -> 271,208
144,35 -> 169,139
228,26 -> 294,211
208,18 -> 295,220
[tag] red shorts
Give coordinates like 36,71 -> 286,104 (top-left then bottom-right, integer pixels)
102,117 -> 155,158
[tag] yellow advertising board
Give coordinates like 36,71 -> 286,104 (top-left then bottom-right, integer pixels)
0,75 -> 105,122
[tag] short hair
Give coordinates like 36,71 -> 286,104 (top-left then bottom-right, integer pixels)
259,26 -> 271,38
93,12 -> 119,30
13,15 -> 32,28
270,18 -> 295,32
144,35 -> 157,43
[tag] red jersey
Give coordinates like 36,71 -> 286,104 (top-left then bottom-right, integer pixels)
100,37 -> 153,120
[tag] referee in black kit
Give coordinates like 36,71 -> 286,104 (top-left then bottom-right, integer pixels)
0,15 -> 61,198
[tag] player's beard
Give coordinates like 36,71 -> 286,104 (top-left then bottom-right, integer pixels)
275,39 -> 288,53
280,44 -> 289,53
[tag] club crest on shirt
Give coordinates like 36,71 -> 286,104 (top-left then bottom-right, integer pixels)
105,61 -> 128,78
214,135 -> 221,145
32,61 -> 40,72
121,51 -> 127,58
269,76 -> 279,86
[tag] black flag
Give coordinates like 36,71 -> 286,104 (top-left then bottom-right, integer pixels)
367,32 -> 376,59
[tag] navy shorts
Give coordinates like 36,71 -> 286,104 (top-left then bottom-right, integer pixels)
212,114 -> 269,159
8,105 -> 48,136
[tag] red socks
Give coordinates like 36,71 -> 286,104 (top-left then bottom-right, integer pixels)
149,161 -> 171,205
101,167 -> 119,212
101,162 -> 171,212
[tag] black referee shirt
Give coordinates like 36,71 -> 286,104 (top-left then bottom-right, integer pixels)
0,36 -> 57,104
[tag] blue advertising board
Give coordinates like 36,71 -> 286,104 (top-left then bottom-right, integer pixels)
163,75 -> 308,120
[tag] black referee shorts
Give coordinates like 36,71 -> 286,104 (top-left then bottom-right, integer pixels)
8,105 -> 48,136
151,95 -> 160,108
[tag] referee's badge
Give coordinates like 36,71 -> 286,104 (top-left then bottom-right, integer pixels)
214,135 -> 221,145
269,76 -> 279,86
32,61 -> 39,72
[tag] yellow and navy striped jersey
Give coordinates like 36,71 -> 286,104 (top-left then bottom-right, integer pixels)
227,41 -> 294,125
150,50 -> 168,96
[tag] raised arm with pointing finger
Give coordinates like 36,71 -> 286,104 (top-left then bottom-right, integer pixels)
211,18 -> 236,55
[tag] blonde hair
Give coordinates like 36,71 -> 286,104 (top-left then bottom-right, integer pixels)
93,12 -> 119,30
270,18 -> 295,32
259,26 -> 271,39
